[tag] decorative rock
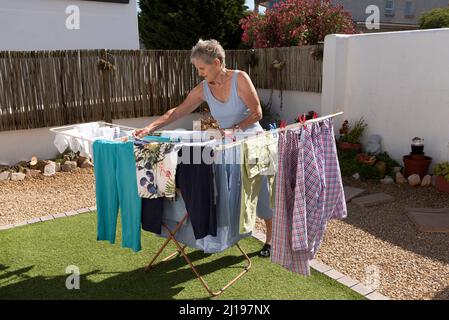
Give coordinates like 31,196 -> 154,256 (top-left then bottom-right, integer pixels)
0,171 -> 11,181
43,162 -> 56,177
25,168 -> 41,178
30,156 -> 38,166
352,173 -> 360,180
55,162 -> 61,172
61,161 -> 77,172
431,175 -> 436,187
421,175 -> 431,187
10,172 -> 26,181
76,156 -> 88,167
395,172 -> 408,184
79,159 -> 94,168
393,166 -> 402,173
380,176 -> 394,184
31,159 -> 48,173
408,174 -> 421,186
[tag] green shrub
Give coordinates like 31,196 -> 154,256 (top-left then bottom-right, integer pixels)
434,162 -> 449,182
419,8 -> 449,29
338,149 -> 382,180
339,117 -> 367,144
374,152 -> 401,176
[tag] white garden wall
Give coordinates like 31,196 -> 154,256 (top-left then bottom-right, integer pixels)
0,0 -> 139,51
257,89 -> 322,125
322,28 -> 449,168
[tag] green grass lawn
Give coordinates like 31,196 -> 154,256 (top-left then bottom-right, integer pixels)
0,213 -> 364,300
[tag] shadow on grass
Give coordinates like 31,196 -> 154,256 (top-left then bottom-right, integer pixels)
0,250 -> 259,300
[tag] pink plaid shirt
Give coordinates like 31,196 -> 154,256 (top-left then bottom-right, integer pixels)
271,118 -> 347,275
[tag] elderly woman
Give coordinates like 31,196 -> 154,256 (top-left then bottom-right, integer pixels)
134,39 -> 273,257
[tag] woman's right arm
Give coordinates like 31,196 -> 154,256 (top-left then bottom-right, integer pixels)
133,83 -> 204,138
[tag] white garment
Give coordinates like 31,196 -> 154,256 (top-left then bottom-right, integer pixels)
53,123 -> 119,158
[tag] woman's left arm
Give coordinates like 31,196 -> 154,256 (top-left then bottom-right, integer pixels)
235,71 -> 263,130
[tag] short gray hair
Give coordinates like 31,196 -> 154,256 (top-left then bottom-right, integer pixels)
190,39 -> 225,68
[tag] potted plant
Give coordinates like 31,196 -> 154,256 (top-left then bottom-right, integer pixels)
338,117 -> 367,152
403,137 -> 432,178
433,162 -> 449,193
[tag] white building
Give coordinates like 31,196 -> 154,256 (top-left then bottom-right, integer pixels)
0,0 -> 139,51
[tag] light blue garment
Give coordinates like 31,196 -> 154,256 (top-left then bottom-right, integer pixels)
203,70 -> 272,220
159,144 -> 250,253
93,140 -> 142,252
203,70 -> 263,131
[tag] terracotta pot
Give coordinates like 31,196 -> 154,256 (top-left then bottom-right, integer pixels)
403,155 -> 432,179
338,142 -> 362,152
435,175 -> 449,193
410,154 -> 425,160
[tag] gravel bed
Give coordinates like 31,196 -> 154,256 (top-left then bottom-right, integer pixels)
257,177 -> 449,300
0,168 -> 96,226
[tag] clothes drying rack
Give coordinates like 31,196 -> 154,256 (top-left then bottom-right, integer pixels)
49,121 -> 252,297
49,111 -> 343,297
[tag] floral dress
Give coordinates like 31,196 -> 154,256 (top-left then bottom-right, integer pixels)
134,142 -> 180,199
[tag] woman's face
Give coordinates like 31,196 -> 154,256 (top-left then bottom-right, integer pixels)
192,58 -> 221,83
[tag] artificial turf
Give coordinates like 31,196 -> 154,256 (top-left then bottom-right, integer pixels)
0,212 -> 364,300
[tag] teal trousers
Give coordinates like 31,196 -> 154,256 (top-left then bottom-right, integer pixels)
93,140 -> 141,252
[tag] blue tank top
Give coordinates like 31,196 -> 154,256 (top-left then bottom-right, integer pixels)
202,70 -> 262,132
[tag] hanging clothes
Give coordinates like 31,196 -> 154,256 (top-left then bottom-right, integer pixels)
54,123 -> 119,158
134,139 -> 180,235
159,143 -> 250,253
271,118 -> 347,275
93,140 -> 142,252
176,144 -> 217,239
309,119 -> 347,258
141,197 -> 165,234
239,134 -> 278,234
134,141 -> 180,199
271,129 -> 310,274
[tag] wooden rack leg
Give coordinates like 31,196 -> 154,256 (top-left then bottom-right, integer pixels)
144,213 -> 189,272
145,213 -> 252,297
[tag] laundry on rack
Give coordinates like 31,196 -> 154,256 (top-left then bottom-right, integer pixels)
141,197 -> 165,234
239,134 -> 278,234
175,144 -> 217,239
139,139 -> 218,240
309,119 -> 347,258
93,140 -> 142,252
158,143 -> 251,253
85,115 -> 346,268
54,123 -> 120,158
271,118 -> 347,275
133,140 -> 180,199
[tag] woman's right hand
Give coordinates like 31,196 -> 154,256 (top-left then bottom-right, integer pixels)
133,126 -> 152,139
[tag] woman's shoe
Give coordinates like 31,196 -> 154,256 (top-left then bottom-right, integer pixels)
258,243 -> 271,257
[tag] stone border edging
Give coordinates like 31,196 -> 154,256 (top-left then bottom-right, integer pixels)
251,230 -> 391,301
0,206 -> 97,231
